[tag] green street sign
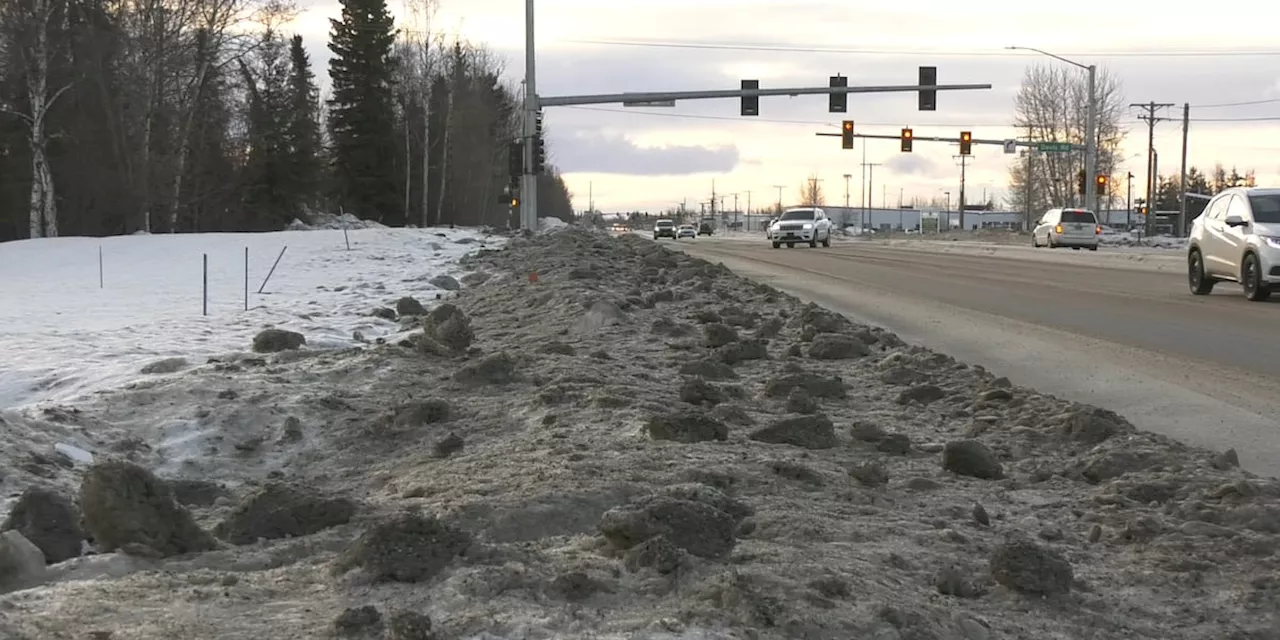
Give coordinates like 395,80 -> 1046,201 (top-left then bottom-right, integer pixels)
1036,142 -> 1073,153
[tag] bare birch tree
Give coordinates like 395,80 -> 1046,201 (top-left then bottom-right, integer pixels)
1006,63 -> 1126,216
405,0 -> 437,227
0,0 -> 73,238
798,174 -> 825,206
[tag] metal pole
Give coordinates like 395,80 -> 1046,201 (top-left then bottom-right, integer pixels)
843,174 -> 850,208
1126,172 -> 1133,230
860,143 -> 866,230
1025,125 -> 1033,231
520,0 -> 539,231
1084,65 -> 1097,212
1178,102 -> 1189,236
1150,150 -> 1159,237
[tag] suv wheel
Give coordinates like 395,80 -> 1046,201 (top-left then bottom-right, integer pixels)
1241,252 -> 1271,301
1188,249 -> 1215,295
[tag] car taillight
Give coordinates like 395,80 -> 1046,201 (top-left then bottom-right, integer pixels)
1054,224 -> 1063,234
1095,225 -> 1102,235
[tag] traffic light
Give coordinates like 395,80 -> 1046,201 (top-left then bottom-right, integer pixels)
511,196 -> 520,208
1095,173 -> 1108,195
532,111 -> 546,173
918,66 -> 937,111
829,75 -> 847,113
1077,170 -> 1087,195
841,120 -> 854,149
741,79 -> 759,116
900,128 -> 913,152
1138,205 -> 1148,215
958,131 -> 972,155
507,141 -> 523,179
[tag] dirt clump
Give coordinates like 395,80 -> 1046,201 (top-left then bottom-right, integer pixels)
252,328 -> 306,353
333,511 -> 471,583
214,482 -> 357,544
78,460 -> 216,557
1,486 -> 84,564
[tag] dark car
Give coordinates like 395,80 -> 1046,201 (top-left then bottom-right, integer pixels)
653,219 -> 676,239
698,222 -> 713,236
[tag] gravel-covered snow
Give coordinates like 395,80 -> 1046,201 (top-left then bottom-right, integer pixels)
1,228 -> 1276,640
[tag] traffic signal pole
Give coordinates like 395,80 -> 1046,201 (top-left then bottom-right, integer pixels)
521,0 -> 539,231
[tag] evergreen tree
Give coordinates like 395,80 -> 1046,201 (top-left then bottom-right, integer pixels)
240,29 -> 293,229
326,0 -> 399,223
286,34 -> 322,212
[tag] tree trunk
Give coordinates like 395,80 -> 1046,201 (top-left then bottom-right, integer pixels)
420,80 -> 431,227
15,0 -> 71,239
435,59 -> 455,225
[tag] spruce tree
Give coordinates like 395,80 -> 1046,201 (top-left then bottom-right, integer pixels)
326,0 -> 399,223
241,29 -> 293,229
286,35 -> 322,211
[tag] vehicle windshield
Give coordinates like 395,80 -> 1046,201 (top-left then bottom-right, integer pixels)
1248,194 -> 1280,223
655,220 -> 674,227
1061,210 -> 1096,223
780,209 -> 817,221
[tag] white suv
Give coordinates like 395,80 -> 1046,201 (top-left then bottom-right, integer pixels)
1187,187 -> 1280,301
1032,208 -> 1100,250
769,207 -> 833,248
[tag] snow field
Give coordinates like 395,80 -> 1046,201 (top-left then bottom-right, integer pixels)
0,222 -> 501,411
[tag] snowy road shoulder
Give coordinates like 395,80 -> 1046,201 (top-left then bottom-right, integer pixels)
0,223 -> 505,411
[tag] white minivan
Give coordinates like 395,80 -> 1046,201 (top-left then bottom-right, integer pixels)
1032,208 -> 1101,251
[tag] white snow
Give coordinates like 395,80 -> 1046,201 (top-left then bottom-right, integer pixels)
0,223 -> 503,411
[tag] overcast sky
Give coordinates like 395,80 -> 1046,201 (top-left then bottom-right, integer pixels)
290,0 -> 1280,213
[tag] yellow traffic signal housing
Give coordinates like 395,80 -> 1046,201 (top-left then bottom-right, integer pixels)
958,131 -> 972,155
841,120 -> 854,149
901,128 -> 913,152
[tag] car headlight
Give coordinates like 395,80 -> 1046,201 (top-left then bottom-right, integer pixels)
1263,236 -> 1280,250
802,223 -> 813,229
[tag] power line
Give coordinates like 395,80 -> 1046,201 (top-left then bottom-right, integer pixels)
564,39 -> 1280,58
1191,97 -> 1280,109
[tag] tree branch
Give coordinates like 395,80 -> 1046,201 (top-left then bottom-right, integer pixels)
0,102 -> 35,126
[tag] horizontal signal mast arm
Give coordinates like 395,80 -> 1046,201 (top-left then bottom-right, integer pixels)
538,83 -> 992,108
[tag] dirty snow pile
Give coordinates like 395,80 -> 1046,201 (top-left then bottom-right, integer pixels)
0,224 -> 497,410
3,230 -> 1280,639
287,211 -> 389,231
1097,229 -> 1188,250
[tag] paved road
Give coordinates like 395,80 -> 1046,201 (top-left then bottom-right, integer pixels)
675,237 -> 1280,476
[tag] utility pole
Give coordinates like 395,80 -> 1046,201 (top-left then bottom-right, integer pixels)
953,154 -> 969,231
520,0 -> 539,231
710,179 -> 717,218
1179,102 -> 1190,236
842,173 -> 852,208
732,192 -> 739,215
862,160 -> 881,230
588,181 -> 593,214
1131,101 -> 1174,237
773,184 -> 785,217
806,177 -> 824,207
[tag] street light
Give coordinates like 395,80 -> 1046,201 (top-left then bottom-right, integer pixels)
1006,46 -> 1097,215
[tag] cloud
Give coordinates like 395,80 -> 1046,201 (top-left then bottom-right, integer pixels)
553,132 -> 738,175
287,0 -> 1280,210
885,154 -> 943,178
